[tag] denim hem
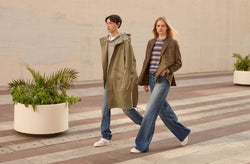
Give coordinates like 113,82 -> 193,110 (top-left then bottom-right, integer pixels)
180,129 -> 191,142
135,146 -> 149,152
102,135 -> 112,140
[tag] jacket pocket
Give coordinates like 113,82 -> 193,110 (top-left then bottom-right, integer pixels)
114,69 -> 122,80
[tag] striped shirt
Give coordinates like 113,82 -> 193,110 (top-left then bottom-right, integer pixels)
149,37 -> 165,73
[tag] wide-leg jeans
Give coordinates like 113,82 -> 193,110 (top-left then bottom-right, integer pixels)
101,86 -> 143,140
135,73 -> 191,152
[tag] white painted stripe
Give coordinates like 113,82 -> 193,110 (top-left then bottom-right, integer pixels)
0,121 -> 13,131
179,104 -> 250,121
162,90 -> 250,107
176,72 -> 232,77
176,76 -> 233,87
0,135 -> 31,144
210,150 -> 250,164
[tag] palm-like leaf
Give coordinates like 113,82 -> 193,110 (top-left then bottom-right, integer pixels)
26,65 -> 46,85
233,53 -> 250,71
47,68 -> 79,91
8,79 -> 33,89
8,79 -> 24,89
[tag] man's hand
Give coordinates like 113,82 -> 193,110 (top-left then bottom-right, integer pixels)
144,86 -> 149,92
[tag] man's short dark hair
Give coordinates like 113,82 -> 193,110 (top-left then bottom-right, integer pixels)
105,15 -> 122,28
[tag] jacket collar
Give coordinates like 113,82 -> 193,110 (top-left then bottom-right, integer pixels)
148,37 -> 171,55
100,33 -> 129,45
161,37 -> 171,53
115,35 -> 127,45
148,38 -> 157,51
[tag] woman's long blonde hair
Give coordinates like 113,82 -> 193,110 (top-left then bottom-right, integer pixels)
152,17 -> 178,39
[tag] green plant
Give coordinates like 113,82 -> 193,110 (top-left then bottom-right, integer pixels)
232,53 -> 250,71
8,65 -> 81,110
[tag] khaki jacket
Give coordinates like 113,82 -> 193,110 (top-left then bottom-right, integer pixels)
138,37 -> 182,86
100,33 -> 138,109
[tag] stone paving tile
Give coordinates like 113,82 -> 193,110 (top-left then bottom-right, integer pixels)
7,141 -> 45,151
0,147 -> 14,155
39,137 -> 74,146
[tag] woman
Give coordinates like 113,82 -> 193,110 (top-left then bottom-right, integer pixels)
130,17 -> 191,153
94,15 -> 143,147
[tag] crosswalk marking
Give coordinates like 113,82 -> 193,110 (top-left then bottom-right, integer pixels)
1,90 -> 250,132
0,93 -> 250,147
2,113 -> 250,164
1,103 -> 250,156
0,94 -> 250,151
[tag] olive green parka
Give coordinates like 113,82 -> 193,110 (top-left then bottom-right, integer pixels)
100,33 -> 138,109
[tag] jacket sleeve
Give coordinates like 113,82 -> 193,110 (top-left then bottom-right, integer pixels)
168,40 -> 182,73
121,40 -> 135,90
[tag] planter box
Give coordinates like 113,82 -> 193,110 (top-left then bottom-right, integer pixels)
14,103 -> 69,135
233,71 -> 250,85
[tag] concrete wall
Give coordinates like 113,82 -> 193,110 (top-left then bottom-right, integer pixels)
0,0 -> 249,86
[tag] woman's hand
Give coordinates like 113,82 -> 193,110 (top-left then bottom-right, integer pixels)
160,69 -> 170,76
160,70 -> 167,76
144,86 -> 149,92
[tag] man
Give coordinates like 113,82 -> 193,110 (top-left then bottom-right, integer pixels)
94,15 -> 143,147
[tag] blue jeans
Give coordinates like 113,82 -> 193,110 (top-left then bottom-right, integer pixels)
135,73 -> 191,152
101,87 -> 143,140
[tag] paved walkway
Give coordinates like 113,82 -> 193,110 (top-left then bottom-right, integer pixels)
0,72 -> 250,164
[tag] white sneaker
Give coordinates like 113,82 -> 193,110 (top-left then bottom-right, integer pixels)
94,138 -> 111,147
180,136 -> 189,146
130,147 -> 142,153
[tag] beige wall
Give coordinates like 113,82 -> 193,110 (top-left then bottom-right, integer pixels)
0,0 -> 249,86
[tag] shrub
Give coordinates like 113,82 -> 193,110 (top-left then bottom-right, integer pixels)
232,53 -> 250,71
8,65 -> 81,110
